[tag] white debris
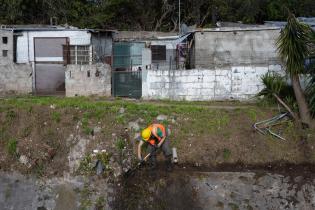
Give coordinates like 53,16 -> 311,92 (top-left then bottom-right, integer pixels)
157,115 -> 168,121
128,121 -> 140,132
119,107 -> 125,114
19,155 -> 31,168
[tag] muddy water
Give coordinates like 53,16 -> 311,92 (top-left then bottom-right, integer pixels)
1,170 -> 315,210
114,168 -> 315,210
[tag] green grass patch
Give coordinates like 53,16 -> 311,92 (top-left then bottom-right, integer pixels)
83,127 -> 93,135
223,148 -> 231,160
77,154 -> 94,175
5,110 -> 16,122
228,203 -> 239,210
51,111 -> 61,123
5,138 -> 17,156
246,109 -> 258,122
115,138 -> 126,151
81,117 -> 93,135
115,114 -> 126,124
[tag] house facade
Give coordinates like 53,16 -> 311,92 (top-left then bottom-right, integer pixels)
0,26 -> 114,96
141,27 -> 284,100
1,25 -> 287,101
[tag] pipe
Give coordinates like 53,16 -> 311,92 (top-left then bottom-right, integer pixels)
172,147 -> 178,164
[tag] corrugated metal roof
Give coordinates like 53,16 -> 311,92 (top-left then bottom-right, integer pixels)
0,24 -> 116,34
265,17 -> 315,29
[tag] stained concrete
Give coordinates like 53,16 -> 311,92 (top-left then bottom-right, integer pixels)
142,65 -> 283,101
65,63 -> 111,97
194,29 -> 281,69
0,63 -> 33,95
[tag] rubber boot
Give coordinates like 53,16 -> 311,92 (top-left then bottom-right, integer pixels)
148,155 -> 157,170
165,155 -> 173,172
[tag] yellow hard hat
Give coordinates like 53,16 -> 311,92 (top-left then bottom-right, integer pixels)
141,128 -> 151,141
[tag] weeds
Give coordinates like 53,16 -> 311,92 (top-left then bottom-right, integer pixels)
215,112 -> 230,130
228,203 -> 239,210
116,115 -> 126,124
82,117 -> 93,135
6,138 -> 17,156
84,127 -> 94,135
5,110 -> 16,122
95,196 -> 106,209
77,155 -> 94,175
246,109 -> 258,121
223,148 -> 231,160
34,163 -> 44,177
21,126 -> 32,138
96,152 -> 111,168
51,111 -> 61,123
79,184 -> 93,210
115,138 -> 126,151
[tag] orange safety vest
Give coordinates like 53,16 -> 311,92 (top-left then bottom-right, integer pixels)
146,124 -> 166,145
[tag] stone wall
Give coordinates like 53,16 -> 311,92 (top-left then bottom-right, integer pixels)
142,64 -> 283,101
0,63 -> 33,95
65,63 -> 111,97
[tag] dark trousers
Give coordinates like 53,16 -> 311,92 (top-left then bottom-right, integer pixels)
147,138 -> 172,166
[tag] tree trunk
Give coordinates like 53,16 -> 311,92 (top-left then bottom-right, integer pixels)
291,74 -> 312,127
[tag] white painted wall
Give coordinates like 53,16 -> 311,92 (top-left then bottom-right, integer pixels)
16,30 -> 91,63
142,65 -> 284,101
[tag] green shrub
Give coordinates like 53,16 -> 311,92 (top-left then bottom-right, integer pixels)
257,73 -> 296,109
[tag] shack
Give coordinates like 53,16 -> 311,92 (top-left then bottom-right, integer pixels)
0,25 -> 115,96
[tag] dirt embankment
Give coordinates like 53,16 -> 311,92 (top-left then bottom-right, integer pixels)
0,97 -> 315,178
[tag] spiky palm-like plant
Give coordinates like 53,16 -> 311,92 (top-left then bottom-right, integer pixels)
276,13 -> 313,127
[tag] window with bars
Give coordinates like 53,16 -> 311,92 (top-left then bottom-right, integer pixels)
67,45 -> 91,65
151,45 -> 166,61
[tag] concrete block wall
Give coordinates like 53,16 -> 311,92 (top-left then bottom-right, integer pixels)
0,30 -> 14,65
65,63 -> 111,97
142,64 -> 284,101
194,29 -> 281,69
0,64 -> 33,95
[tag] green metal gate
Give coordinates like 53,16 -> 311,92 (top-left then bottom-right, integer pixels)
112,71 -> 142,99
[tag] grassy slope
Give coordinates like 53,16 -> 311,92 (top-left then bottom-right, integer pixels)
0,96 -> 314,176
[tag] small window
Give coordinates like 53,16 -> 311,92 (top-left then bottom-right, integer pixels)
151,45 -> 166,61
2,37 -> 8,44
2,50 -> 8,57
67,45 -> 91,65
